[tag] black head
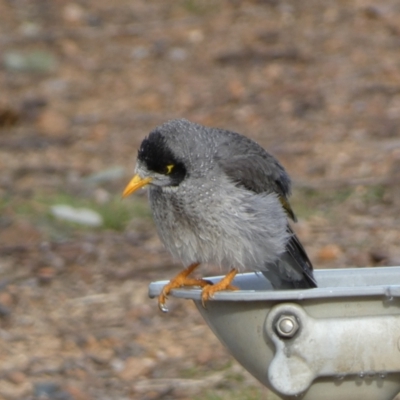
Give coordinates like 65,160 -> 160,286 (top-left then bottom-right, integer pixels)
138,130 -> 187,186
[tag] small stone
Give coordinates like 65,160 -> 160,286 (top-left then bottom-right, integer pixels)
6,371 -> 26,385
317,244 -> 342,262
118,357 -> 156,381
110,358 -> 125,372
50,205 -> 103,227
0,292 -> 14,308
63,3 -> 85,24
0,106 -> 19,128
228,79 -> 245,101
187,29 -> 204,43
61,39 -> 81,57
65,385 -> 92,400
131,46 -> 150,60
363,6 -> 383,19
168,47 -> 187,61
88,348 -> 114,364
36,267 -> 56,283
36,109 -> 68,136
84,335 -> 115,364
34,381 -> 60,397
347,250 -> 369,267
0,303 -> 11,318
196,348 -> 214,365
369,249 -> 388,264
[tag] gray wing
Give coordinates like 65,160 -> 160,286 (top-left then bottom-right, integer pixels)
215,131 -> 296,219
214,130 -> 316,288
214,132 -> 290,193
262,226 -> 317,289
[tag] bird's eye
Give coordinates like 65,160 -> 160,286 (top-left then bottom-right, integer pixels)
165,164 -> 174,174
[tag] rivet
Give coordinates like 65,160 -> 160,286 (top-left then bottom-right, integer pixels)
276,315 -> 299,338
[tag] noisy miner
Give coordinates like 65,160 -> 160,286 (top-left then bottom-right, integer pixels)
123,119 -> 317,312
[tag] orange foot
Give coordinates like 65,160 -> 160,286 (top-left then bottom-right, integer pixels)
201,269 -> 239,308
158,263 -> 211,312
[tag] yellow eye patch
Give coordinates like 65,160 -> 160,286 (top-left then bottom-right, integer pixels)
166,164 -> 174,174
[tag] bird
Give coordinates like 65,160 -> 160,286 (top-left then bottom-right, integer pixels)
123,119 -> 317,312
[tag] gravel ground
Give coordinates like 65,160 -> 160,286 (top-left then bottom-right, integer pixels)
1,1 -> 400,399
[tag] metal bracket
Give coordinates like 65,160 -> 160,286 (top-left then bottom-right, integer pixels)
265,303 -> 400,397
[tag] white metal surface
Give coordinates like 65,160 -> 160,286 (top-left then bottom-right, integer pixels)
148,267 -> 400,400
265,303 -> 400,396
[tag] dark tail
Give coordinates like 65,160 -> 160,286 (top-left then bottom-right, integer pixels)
262,225 -> 317,289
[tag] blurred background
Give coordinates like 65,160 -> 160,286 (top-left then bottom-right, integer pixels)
1,0 -> 400,399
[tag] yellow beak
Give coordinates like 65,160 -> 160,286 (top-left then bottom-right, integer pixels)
122,174 -> 153,198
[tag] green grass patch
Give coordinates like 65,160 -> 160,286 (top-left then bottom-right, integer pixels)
49,192 -> 151,231
81,195 -> 151,231
181,0 -> 219,15
0,191 -> 151,236
180,361 -> 233,380
360,184 -> 386,205
291,184 -> 387,219
194,387 -> 266,400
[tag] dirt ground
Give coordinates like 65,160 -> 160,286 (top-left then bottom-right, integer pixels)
1,1 -> 400,399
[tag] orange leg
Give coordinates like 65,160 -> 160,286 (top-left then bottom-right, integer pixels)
158,263 -> 211,312
201,269 -> 239,308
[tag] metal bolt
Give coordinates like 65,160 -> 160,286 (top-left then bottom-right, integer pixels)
276,314 -> 299,338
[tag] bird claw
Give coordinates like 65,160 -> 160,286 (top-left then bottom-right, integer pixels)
201,291 -> 210,309
200,270 -> 239,308
158,290 -> 169,313
157,273 -> 211,313
200,284 -> 239,308
158,300 -> 169,313
157,267 -> 238,312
